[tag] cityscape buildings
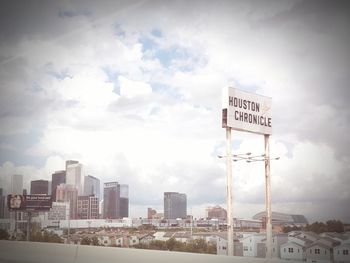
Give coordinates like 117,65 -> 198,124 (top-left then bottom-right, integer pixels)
10,174 -> 23,194
206,205 -> 227,220
164,192 -> 187,219
77,195 -> 99,219
65,160 -> 79,170
56,184 -> 78,219
51,170 -> 66,202
47,202 -> 70,220
0,188 -> 6,219
84,175 -> 100,198
30,180 -> 49,195
66,163 -> 84,195
103,182 -> 129,219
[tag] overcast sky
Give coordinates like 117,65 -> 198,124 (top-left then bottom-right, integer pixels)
0,0 -> 349,222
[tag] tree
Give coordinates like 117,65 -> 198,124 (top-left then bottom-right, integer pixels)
282,225 -> 301,233
91,236 -> 99,246
326,220 -> 344,233
81,236 -> 92,245
30,230 -> 63,243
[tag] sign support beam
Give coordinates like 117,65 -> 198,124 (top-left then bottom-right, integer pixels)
226,127 -> 234,256
265,134 -> 272,258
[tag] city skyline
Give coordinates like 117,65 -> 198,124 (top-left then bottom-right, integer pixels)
0,1 -> 350,222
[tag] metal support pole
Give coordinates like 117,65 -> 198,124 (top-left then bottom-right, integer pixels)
226,127 -> 234,256
264,134 -> 272,258
26,211 -> 31,241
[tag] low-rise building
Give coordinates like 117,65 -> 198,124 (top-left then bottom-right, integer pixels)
334,243 -> 350,263
306,242 -> 333,263
280,241 -> 306,261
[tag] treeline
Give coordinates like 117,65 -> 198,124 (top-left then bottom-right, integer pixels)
283,220 -> 345,234
134,237 -> 216,254
30,229 -> 63,243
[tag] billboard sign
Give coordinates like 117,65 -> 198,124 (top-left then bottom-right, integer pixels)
222,87 -> 272,135
7,194 -> 52,211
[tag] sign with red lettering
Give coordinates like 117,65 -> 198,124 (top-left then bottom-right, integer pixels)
222,87 -> 272,135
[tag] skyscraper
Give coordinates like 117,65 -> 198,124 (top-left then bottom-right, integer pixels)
66,163 -> 84,195
65,160 -> 79,170
0,188 -> 6,219
11,174 -> 23,194
164,192 -> 187,219
119,184 -> 129,218
84,175 -> 100,198
30,180 -> 49,195
56,184 -> 78,219
52,170 -> 66,202
103,182 -> 129,219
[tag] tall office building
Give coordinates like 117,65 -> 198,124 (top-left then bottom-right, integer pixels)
11,174 -> 23,194
30,180 -> 49,195
84,175 -> 100,198
77,195 -> 99,219
119,184 -> 129,218
103,182 -> 129,219
65,160 -> 79,170
0,188 -> 6,219
52,170 -> 66,202
66,163 -> 84,195
56,184 -> 78,219
164,192 -> 187,219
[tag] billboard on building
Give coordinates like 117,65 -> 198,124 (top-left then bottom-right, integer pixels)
222,87 -> 272,135
7,194 -> 52,211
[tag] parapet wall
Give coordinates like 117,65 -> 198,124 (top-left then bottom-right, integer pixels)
0,240 -> 296,263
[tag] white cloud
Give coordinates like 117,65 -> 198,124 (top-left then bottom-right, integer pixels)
119,76 -> 152,98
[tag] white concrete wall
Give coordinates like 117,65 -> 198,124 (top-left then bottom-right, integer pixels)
0,240 -> 303,263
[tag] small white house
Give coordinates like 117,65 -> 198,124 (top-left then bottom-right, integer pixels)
280,241 -> 306,261
334,243 -> 350,263
306,242 -> 333,263
241,233 -> 266,257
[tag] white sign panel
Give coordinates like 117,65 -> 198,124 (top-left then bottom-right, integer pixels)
222,87 -> 272,135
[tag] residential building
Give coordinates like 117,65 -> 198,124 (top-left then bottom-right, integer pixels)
164,192 -> 187,219
216,232 -> 243,256
241,233 -> 266,257
77,195 -> 99,219
56,184 -> 78,219
66,163 -> 84,195
334,243 -> 350,263
206,205 -> 227,220
84,175 -> 100,198
103,182 -> 129,219
262,233 -> 289,258
306,242 -> 333,263
52,170 -> 66,202
280,241 -> 306,261
30,180 -> 49,195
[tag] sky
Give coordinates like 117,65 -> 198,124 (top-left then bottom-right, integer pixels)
0,0 -> 349,223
